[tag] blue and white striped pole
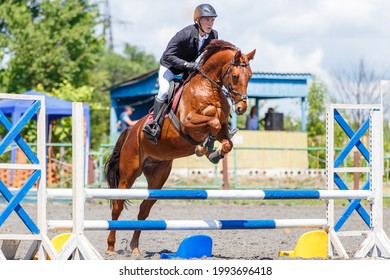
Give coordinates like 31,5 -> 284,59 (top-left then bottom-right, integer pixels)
46,189 -> 372,201
47,218 -> 327,231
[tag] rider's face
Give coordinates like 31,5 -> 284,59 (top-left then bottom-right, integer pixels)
198,16 -> 215,34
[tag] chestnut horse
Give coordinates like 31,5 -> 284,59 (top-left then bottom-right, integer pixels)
105,40 -> 256,254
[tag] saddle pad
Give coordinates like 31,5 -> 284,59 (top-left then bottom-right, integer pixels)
146,83 -> 184,123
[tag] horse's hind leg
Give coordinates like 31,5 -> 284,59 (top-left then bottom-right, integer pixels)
107,199 -> 125,253
107,167 -> 141,254
130,160 -> 173,254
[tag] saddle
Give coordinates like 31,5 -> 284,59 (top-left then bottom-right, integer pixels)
167,78 -> 184,113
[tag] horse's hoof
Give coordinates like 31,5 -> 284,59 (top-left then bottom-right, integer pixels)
195,146 -> 205,157
105,249 -> 116,255
132,248 -> 141,255
208,150 -> 223,164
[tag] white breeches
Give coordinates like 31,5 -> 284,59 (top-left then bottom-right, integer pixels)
157,65 -> 175,102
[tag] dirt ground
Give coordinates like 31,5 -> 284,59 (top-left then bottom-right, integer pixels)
1,200 -> 390,260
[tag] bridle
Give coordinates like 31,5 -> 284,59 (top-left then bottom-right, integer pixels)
198,52 -> 249,105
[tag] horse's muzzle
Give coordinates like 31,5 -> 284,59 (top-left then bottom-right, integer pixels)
235,103 -> 247,115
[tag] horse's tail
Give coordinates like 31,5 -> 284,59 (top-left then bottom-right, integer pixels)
104,128 -> 130,189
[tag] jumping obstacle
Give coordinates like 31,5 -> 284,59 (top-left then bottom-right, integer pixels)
1,95 -> 390,259
0,93 -> 56,260
326,104 -> 390,258
45,102 -> 390,259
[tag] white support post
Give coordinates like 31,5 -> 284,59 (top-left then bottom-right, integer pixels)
355,107 -> 390,258
34,95 -> 57,260
326,104 -> 348,259
56,102 -> 102,260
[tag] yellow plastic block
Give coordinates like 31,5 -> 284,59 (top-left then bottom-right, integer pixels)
47,233 -> 71,260
278,230 -> 328,259
33,233 -> 71,260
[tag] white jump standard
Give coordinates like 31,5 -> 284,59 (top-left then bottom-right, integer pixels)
1,94 -> 390,259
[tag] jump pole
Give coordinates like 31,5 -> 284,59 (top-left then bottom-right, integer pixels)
48,219 -> 328,231
47,189 -> 372,200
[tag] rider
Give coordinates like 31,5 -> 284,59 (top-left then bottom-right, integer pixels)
143,4 -> 218,144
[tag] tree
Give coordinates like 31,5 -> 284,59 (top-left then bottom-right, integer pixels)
0,0 -> 104,93
307,80 -> 327,140
307,79 -> 327,168
35,81 -> 94,173
95,44 -> 158,86
331,59 -> 381,127
88,45 -> 158,147
0,0 -> 110,148
283,115 -> 301,131
0,1 -> 159,148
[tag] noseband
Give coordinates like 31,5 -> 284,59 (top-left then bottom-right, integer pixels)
198,53 -> 249,105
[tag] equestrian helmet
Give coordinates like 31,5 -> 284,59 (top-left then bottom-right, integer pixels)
194,4 -> 217,22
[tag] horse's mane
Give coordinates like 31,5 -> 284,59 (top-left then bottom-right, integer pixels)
201,39 -> 238,64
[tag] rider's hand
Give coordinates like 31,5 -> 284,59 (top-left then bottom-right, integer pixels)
185,62 -> 198,72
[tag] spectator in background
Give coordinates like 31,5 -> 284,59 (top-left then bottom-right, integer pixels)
246,106 -> 259,130
117,106 -> 137,132
260,107 -> 274,128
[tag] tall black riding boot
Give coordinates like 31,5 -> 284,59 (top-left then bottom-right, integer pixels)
142,97 -> 166,144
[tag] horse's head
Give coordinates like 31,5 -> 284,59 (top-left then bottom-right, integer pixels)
221,49 -> 256,115
198,40 -> 256,115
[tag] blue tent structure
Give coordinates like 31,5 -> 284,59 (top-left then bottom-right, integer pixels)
0,90 -> 90,185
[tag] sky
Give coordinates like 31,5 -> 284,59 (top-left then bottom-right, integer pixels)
100,0 -> 390,117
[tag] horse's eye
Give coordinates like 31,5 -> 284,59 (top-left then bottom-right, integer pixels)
232,74 -> 239,83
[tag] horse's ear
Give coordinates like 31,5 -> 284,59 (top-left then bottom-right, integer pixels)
234,50 -> 242,64
246,49 -> 256,61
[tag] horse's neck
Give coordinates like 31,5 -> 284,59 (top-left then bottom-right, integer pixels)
201,51 -> 232,81
179,50 -> 232,109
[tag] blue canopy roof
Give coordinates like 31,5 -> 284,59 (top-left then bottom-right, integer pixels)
0,90 -> 90,122
0,90 -> 90,139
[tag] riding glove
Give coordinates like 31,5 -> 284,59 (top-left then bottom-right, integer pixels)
185,62 -> 198,72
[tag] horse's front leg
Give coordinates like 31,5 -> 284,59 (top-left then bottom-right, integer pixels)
182,108 -> 222,156
205,125 -> 233,164
182,106 -> 221,135
193,117 -> 220,157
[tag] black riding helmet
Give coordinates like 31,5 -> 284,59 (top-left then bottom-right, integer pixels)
193,4 -> 218,22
